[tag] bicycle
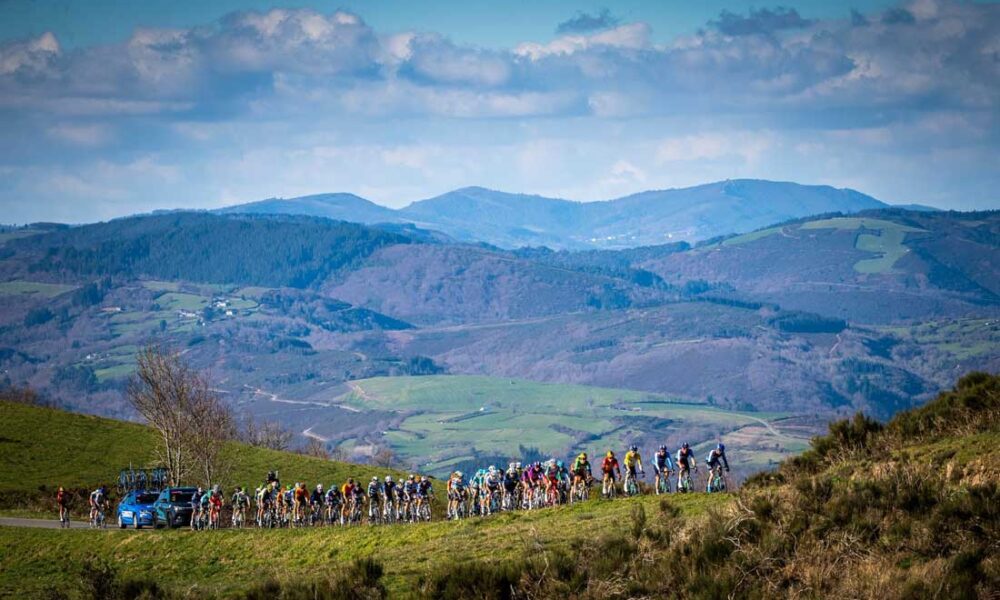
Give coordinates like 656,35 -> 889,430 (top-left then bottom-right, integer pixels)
677,468 -> 697,493
655,469 -> 672,495
571,476 -> 591,503
417,497 -> 432,521
707,467 -> 728,493
602,474 -> 618,499
90,507 -> 107,529
623,469 -> 642,497
368,498 -> 382,525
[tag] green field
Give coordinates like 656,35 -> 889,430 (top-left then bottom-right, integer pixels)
879,318 -> 1000,361
801,217 -> 925,273
720,225 -> 782,246
339,376 -> 806,475
0,280 -> 77,298
0,229 -> 44,245
0,401 -> 409,498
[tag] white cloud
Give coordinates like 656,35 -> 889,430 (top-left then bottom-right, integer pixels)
656,132 -> 774,165
514,23 -> 651,60
47,123 -> 113,146
0,31 -> 59,75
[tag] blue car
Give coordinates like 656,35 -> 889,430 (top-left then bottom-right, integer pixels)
116,490 -> 158,529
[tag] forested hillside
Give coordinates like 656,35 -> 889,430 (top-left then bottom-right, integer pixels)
1,213 -> 413,288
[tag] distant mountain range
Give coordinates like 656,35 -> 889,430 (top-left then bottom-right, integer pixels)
218,179 -> 890,249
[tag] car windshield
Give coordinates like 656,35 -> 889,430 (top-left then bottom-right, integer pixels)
168,492 -> 193,503
136,493 -> 158,504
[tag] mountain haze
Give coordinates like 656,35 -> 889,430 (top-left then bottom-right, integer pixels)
218,179 -> 889,249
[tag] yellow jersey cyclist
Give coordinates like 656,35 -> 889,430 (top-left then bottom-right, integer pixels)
623,445 -> 644,482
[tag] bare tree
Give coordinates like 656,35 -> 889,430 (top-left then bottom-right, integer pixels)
302,438 -> 330,459
372,446 -> 396,468
127,346 -> 234,487
189,390 -> 236,487
241,416 -> 294,451
328,445 -> 350,462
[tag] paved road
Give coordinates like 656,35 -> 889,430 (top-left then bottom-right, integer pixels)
0,517 -> 116,529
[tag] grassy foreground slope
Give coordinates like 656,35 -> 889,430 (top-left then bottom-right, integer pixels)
0,492 -> 730,597
0,400 -> 409,511
2,374 -> 997,599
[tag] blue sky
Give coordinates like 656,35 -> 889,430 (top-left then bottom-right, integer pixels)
0,0 -> 998,222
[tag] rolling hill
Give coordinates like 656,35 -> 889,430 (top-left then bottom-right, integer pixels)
0,398 -> 412,515
218,179 -> 888,249
643,209 -> 1000,322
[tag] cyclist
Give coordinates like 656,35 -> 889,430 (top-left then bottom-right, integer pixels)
571,453 -> 592,499
402,475 -> 417,521
309,484 -> 324,524
521,462 -> 544,508
543,460 -> 561,505
88,486 -> 107,527
340,478 -> 356,524
208,485 -> 223,528
502,465 -> 520,510
352,481 -> 365,523
416,476 -> 433,521
293,482 -> 308,524
190,487 -> 203,530
231,486 -> 250,526
706,443 -> 730,491
653,446 -> 675,494
325,484 -> 343,525
366,477 -> 382,523
601,451 -> 621,498
447,471 -> 466,519
393,478 -> 407,520
469,469 -> 485,516
483,467 -> 502,514
382,476 -> 397,521
57,486 -> 68,526
676,443 -> 697,493
623,445 -> 644,494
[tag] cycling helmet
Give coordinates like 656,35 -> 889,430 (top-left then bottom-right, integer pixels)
488,465 -> 496,473
385,475 -> 393,483
659,445 -> 667,452
717,443 -> 725,452
630,445 -> 638,452
371,476 -> 378,483
455,471 -> 463,478
557,461 -> 564,468
348,478 -> 355,484
316,484 -> 323,491
579,452 -> 587,460
682,442 -> 690,449
607,451 -> 614,458
296,482 -> 302,489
